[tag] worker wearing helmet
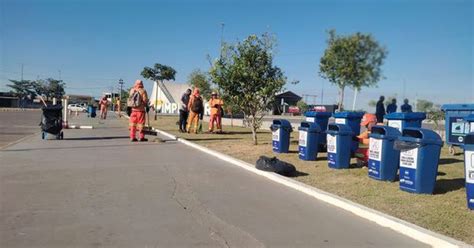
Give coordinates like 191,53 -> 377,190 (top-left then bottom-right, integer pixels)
208,92 -> 224,133
355,113 -> 379,166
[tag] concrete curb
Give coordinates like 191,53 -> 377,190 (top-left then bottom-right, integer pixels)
67,125 -> 94,129
152,127 -> 471,248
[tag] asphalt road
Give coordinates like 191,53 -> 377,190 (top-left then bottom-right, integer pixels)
0,113 -> 427,247
0,110 -> 42,148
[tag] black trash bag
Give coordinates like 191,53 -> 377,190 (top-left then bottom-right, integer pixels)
255,156 -> 296,177
393,140 -> 421,151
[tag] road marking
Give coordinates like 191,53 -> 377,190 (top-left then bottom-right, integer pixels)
152,127 -> 470,248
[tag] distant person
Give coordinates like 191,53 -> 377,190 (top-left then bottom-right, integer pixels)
186,88 -> 204,134
115,98 -> 121,118
179,89 -> 191,132
99,96 -> 108,119
401,99 -> 413,113
355,113 -> 378,167
375,96 -> 386,123
128,80 -> 149,142
386,99 -> 397,114
208,92 -> 224,133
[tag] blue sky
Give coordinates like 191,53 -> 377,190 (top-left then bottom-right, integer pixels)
0,0 -> 472,110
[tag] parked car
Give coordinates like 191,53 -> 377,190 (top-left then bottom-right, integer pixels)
67,104 -> 87,112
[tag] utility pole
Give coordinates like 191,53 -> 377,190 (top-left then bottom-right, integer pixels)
118,78 -> 124,102
219,22 -> 225,59
21,64 -> 24,81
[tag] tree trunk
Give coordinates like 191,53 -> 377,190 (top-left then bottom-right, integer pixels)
251,115 -> 258,145
338,86 -> 345,111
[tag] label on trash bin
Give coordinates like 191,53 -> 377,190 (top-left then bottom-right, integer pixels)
388,120 -> 403,133
399,148 -> 418,191
335,118 -> 346,124
299,131 -> 308,147
466,151 -> 474,184
272,129 -> 280,142
305,117 -> 315,122
327,134 -> 337,167
368,138 -> 382,179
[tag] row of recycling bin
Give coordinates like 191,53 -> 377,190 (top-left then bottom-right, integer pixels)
270,111 -> 474,210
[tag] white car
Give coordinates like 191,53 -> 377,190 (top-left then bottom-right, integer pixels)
67,104 -> 87,112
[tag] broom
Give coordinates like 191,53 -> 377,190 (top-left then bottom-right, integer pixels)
143,110 -> 158,136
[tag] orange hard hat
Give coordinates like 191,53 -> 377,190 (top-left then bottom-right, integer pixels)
360,113 -> 377,126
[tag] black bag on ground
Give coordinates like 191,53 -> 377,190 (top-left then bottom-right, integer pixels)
255,156 -> 296,177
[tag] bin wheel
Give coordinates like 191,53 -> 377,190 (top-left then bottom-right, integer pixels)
448,146 -> 455,155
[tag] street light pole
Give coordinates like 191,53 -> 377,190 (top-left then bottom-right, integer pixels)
118,78 -> 124,101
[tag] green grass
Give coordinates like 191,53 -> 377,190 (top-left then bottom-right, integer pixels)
150,116 -> 473,245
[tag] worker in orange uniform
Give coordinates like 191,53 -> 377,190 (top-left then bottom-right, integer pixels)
208,92 -> 224,133
355,113 -> 379,167
186,88 -> 204,134
128,80 -> 149,142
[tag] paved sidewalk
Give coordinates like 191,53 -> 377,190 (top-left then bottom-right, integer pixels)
0,113 -> 427,247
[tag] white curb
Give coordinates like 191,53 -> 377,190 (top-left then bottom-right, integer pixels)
67,125 -> 94,129
153,128 -> 470,248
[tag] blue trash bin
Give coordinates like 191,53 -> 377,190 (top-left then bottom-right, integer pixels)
464,133 -> 474,210
441,104 -> 474,154
87,105 -> 97,118
326,124 -> 354,169
464,114 -> 474,134
271,119 -> 293,153
396,128 -> 443,194
385,112 -> 426,133
332,112 -> 364,152
368,125 -> 402,181
298,122 -> 322,161
304,111 -> 332,150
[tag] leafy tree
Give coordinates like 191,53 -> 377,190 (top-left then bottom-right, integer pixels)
187,69 -> 212,100
368,100 -> 377,108
6,80 -> 36,98
141,63 -> 176,82
141,63 -> 177,119
210,33 -> 286,145
319,29 -> 387,110
34,78 -> 66,101
416,99 -> 434,112
296,100 -> 309,114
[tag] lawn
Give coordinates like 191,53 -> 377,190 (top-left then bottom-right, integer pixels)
149,115 -> 473,245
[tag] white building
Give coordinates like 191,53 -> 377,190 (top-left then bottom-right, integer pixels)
149,81 -> 210,115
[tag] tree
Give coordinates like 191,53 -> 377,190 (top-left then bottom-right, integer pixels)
368,100 -> 377,108
210,33 -> 286,145
141,63 -> 177,119
187,69 -> 212,100
7,80 -> 36,98
296,100 -> 309,114
34,78 -> 66,101
416,99 -> 434,112
319,29 -> 387,110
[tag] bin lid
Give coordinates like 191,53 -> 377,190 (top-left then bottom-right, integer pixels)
298,121 -> 321,133
272,119 -> 292,127
305,111 -> 332,118
369,125 -> 401,140
464,114 -> 474,122
398,127 -> 443,146
332,111 -> 365,119
384,112 -> 426,121
441,104 -> 474,112
326,123 -> 354,136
